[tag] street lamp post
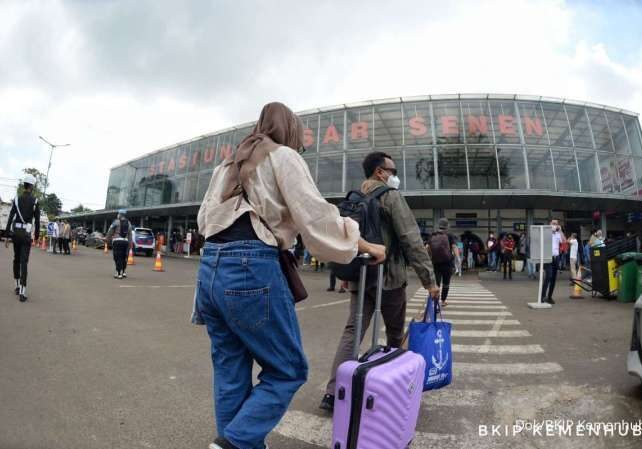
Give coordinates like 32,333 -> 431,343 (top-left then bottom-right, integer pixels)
38,136 -> 70,198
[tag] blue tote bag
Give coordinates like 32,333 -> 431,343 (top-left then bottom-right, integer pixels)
408,297 -> 452,391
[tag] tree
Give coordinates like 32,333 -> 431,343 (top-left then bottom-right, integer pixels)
41,193 -> 63,218
71,204 -> 93,213
17,168 -> 48,199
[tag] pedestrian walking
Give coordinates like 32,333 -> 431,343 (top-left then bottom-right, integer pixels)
454,239 -> 463,276
51,220 -> 59,254
486,232 -> 498,271
192,102 -> 386,449
428,218 -> 457,307
4,174 -> 40,302
57,220 -> 65,255
320,151 -> 439,413
105,210 -> 132,279
568,233 -> 579,282
327,271 -> 346,293
62,220 -> 72,254
500,234 -> 515,280
541,219 -> 566,304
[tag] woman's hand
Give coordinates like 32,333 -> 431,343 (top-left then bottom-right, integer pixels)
358,238 -> 386,264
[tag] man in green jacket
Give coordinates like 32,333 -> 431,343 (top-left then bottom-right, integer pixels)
320,151 -> 439,412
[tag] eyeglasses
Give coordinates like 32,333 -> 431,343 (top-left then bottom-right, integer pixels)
379,166 -> 398,176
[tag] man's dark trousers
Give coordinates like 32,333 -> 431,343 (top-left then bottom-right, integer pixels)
433,262 -> 452,302
12,229 -> 32,287
542,255 -> 560,300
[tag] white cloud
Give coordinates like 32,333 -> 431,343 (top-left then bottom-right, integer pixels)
0,0 -> 641,209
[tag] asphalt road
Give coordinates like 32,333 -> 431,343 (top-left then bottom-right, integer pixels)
1,244 -> 641,449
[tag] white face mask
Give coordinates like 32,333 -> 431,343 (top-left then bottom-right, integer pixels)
386,175 -> 401,189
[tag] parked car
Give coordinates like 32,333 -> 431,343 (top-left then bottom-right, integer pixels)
628,295 -> 642,383
132,227 -> 155,256
85,231 -> 110,249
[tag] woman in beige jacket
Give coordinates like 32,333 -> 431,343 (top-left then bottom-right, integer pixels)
192,102 -> 384,449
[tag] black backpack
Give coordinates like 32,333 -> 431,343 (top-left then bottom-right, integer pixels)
118,219 -> 130,239
329,185 -> 393,282
429,232 -> 452,264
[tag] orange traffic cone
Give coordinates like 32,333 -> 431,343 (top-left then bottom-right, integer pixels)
127,248 -> 135,265
152,251 -> 164,272
570,268 -> 584,299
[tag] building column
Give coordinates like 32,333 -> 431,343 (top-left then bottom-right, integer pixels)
185,216 -> 189,231
526,209 -> 534,232
166,216 -> 173,250
140,217 -> 144,228
601,212 -> 608,237
103,219 -> 107,233
92,219 -> 96,232
433,208 -> 443,232
495,209 -> 502,236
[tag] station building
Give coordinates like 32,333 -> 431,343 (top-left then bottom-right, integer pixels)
65,94 -> 642,244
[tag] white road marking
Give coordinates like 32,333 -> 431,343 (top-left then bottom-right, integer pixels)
416,307 -> 513,321
295,299 -> 349,312
443,304 -> 507,309
275,410 -> 455,448
452,330 -> 531,338
452,344 -> 545,354
454,362 -> 563,375
439,311 -> 513,316
444,319 -> 521,325
438,300 -> 502,305
421,389 -> 486,407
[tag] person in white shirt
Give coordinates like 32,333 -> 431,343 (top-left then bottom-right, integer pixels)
568,233 -> 579,281
541,218 -> 566,304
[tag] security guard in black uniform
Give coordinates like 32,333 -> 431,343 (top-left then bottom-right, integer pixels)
4,174 -> 40,302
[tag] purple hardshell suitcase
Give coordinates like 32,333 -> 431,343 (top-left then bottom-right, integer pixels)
332,257 -> 426,449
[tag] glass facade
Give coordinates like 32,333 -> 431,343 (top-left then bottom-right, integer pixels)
105,96 -> 642,209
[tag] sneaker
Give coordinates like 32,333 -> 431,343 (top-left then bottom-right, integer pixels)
319,393 -> 335,412
117,274 -> 123,280
114,271 -> 120,279
338,288 -> 346,293
547,297 -> 556,305
209,437 -> 240,449
121,272 -> 127,278
19,286 -> 27,302
326,287 -> 334,292
14,287 -> 20,295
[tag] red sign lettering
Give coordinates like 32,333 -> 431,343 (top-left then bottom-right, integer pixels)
178,154 -> 187,170
323,124 -> 341,145
351,121 -> 369,141
303,128 -> 315,148
191,151 -> 199,167
441,116 -> 458,136
522,116 -> 543,137
498,115 -> 517,136
408,116 -> 428,137
166,158 -> 176,173
203,148 -> 215,164
467,115 -> 488,136
219,144 -> 233,161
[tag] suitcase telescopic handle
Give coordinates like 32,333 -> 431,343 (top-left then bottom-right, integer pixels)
352,254 -> 385,360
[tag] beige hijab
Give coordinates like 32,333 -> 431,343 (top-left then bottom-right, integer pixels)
222,102 -> 304,204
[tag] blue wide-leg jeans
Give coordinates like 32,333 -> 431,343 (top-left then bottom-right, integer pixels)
194,241 -> 308,449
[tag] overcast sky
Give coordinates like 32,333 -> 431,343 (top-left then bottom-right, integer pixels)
1,0 -> 642,209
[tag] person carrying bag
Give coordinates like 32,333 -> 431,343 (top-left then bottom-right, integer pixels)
408,296 -> 453,391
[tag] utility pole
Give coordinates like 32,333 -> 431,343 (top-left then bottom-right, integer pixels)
38,135 -> 70,201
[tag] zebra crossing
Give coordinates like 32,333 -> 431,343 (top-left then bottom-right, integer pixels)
379,282 -> 564,370
274,282 -> 565,448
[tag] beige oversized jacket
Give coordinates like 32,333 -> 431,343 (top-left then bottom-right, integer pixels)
197,146 -> 360,264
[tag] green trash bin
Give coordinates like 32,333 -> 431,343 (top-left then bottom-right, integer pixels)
636,265 -> 642,300
616,252 -> 642,303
